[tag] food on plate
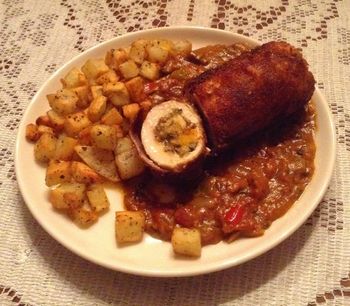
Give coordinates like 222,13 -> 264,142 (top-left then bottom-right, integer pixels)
115,211 -> 145,243
131,100 -> 207,176
25,37 -> 316,256
171,228 -> 201,257
185,41 -> 315,151
86,184 -> 110,213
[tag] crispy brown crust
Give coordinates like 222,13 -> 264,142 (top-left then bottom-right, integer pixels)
185,41 -> 315,151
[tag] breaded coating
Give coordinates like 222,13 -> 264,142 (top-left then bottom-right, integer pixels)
185,41 -> 315,151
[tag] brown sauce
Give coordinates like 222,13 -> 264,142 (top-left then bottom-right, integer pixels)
124,44 -> 316,245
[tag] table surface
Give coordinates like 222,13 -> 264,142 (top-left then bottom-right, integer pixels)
1,0 -> 349,305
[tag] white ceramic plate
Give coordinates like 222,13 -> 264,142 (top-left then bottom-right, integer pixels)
15,26 -> 336,277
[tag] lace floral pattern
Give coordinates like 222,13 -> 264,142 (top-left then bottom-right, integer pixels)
0,0 -> 349,305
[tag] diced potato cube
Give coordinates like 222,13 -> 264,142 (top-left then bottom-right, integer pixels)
132,39 -> 148,49
47,110 -> 65,131
78,126 -> 92,146
115,211 -> 145,243
122,103 -> 140,122
90,85 -> 103,99
140,61 -> 160,80
87,184 -> 110,213
105,48 -> 128,70
63,192 -> 84,211
125,76 -> 146,102
71,161 -> 102,184
103,82 -> 130,106
146,44 -> 169,63
101,108 -> 123,125
64,112 -> 91,136
171,228 -> 201,257
88,95 -> 107,122
81,59 -> 109,80
119,60 -> 139,79
47,89 -> 78,115
70,207 -> 98,225
90,124 -> 119,150
61,67 -> 87,88
49,183 -> 86,210
25,123 -> 39,142
34,133 -> 57,163
45,160 -> 71,186
129,42 -> 147,64
109,91 -> 130,107
72,85 -> 91,108
155,39 -> 174,52
37,125 -> 54,136
96,69 -> 119,85
172,40 -> 192,57
55,135 -> 78,160
36,115 -> 51,127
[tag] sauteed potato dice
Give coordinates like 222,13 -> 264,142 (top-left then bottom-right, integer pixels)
25,37 -> 230,258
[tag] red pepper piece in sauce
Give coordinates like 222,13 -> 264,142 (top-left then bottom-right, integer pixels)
144,82 -> 159,95
224,205 -> 246,227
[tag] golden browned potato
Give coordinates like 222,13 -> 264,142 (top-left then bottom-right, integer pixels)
156,39 -> 174,52
26,123 -> 39,142
172,40 -> 192,57
90,124 -> 119,150
146,42 -> 169,63
90,85 -> 103,99
45,160 -> 71,186
96,69 -> 119,85
86,184 -> 110,213
101,108 -> 123,125
37,125 -> 54,136
81,59 -> 109,80
47,89 -> 78,115
36,115 -> 52,127
49,183 -> 86,210
61,67 -> 87,88
64,112 -> 92,136
140,61 -> 160,80
115,211 -> 145,243
72,85 -> 91,108
71,161 -> 102,184
70,206 -> 98,225
171,228 -> 201,257
47,110 -> 65,131
103,82 -> 130,106
63,192 -> 84,210
54,135 -> 78,160
125,76 -> 146,102
88,95 -> 107,122
105,48 -> 128,71
122,103 -> 140,122
119,60 -> 139,79
129,40 -> 147,64
34,133 -> 57,163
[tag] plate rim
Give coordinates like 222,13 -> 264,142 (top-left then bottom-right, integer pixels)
15,26 -> 336,277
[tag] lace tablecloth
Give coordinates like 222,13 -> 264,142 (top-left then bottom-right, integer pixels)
1,0 -> 349,305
